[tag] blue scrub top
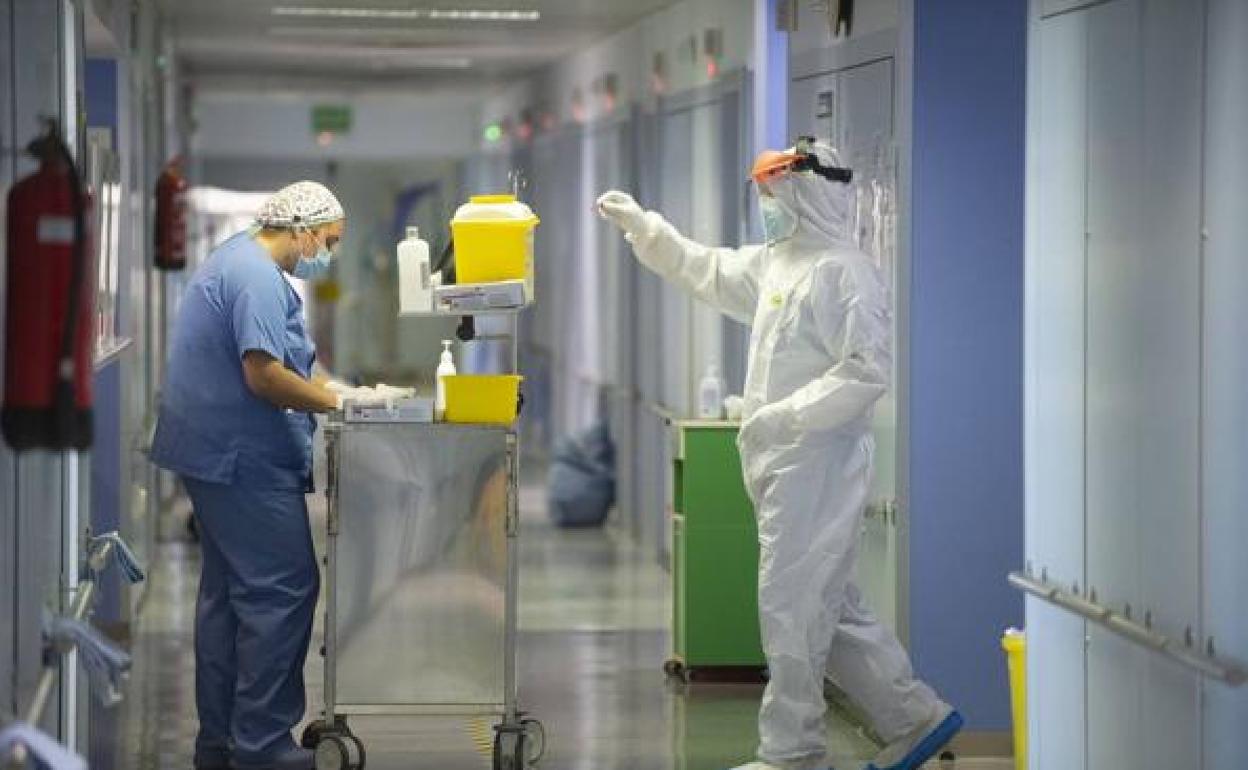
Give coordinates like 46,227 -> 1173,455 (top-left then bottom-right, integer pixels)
151,231 -> 317,491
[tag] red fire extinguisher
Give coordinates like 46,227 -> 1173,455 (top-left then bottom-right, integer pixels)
154,156 -> 188,271
2,121 -> 94,451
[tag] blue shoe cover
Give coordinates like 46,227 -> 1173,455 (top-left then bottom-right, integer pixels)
864,710 -> 964,770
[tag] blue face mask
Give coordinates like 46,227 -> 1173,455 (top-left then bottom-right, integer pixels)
292,231 -> 333,280
760,196 -> 797,243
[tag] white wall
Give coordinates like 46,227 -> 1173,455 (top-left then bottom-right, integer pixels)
193,92 -> 479,161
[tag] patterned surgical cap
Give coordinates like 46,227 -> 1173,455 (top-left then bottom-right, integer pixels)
255,180 -> 345,229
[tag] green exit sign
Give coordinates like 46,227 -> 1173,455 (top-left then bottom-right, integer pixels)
312,105 -> 352,135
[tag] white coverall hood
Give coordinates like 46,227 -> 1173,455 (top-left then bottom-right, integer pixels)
767,141 -> 855,253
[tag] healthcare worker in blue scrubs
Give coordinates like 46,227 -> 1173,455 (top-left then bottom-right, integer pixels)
151,181 -> 354,770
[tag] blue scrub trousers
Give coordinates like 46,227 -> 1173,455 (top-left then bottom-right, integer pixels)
184,477 -> 320,763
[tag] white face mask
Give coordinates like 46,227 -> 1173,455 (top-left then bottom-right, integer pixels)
760,196 -> 798,243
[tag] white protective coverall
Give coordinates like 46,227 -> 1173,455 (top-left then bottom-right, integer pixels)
599,143 -> 945,770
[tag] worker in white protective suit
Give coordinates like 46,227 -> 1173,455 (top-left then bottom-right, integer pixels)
597,138 -> 963,770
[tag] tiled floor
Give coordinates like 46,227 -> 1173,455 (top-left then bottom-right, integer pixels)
114,481 -> 1008,770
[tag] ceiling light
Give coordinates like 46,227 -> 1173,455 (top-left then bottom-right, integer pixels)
273,7 -> 541,22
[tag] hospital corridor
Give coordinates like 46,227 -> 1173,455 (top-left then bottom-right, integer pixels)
1,1 -> 1246,769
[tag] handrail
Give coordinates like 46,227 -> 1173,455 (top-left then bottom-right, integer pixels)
1008,571 -> 1247,687
22,541 -> 116,727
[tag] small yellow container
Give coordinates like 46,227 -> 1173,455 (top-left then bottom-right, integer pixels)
451,194 -> 540,288
1002,628 -> 1027,770
443,375 -> 524,425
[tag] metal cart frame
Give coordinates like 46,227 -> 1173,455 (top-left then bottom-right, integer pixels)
305,312 -> 543,770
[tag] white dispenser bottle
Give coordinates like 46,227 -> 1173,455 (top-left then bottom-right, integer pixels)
397,226 -> 432,314
698,362 -> 725,419
435,340 -> 457,421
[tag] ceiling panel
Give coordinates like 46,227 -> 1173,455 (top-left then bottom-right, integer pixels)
167,0 -> 680,95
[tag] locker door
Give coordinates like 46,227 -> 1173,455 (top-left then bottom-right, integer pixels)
1026,10 -> 1090,770
524,133 -> 562,457
1134,0 -> 1204,763
1202,0 -> 1248,764
788,71 -> 839,144
689,100 -> 725,397
593,120 -> 638,536
717,82 -> 751,395
836,59 -> 899,629
1084,0 -> 1203,766
1084,4 -> 1148,766
791,58 -> 902,632
658,108 -> 694,417
838,59 -> 894,174
634,110 -> 667,558
548,129 -> 585,441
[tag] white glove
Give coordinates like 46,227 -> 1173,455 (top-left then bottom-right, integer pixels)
724,396 -> 746,421
373,383 -> 416,402
596,190 -> 649,238
338,386 -> 386,406
325,379 -> 353,395
340,384 -> 416,408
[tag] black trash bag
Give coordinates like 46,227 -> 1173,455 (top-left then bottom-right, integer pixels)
548,422 -> 616,528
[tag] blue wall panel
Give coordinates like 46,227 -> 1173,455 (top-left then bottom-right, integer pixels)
909,0 -> 1027,730
84,58 -> 118,133
85,57 -> 123,625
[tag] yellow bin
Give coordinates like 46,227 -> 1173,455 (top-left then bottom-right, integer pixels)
1002,628 -> 1027,770
443,375 -> 524,425
451,194 -> 540,286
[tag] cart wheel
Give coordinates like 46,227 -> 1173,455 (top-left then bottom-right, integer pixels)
493,730 -> 523,770
314,735 -> 351,770
663,658 -> 687,682
515,732 -> 529,769
301,719 -> 329,749
521,718 -> 546,764
349,735 -> 367,770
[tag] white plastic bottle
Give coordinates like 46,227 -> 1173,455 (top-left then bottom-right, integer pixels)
397,226 -> 432,314
698,362 -> 725,419
435,340 -> 457,421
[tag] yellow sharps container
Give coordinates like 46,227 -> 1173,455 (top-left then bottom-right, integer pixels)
1002,628 -> 1027,770
450,194 -> 539,300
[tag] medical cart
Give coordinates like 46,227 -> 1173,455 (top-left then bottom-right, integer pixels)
305,307 -> 544,770
666,420 -> 766,682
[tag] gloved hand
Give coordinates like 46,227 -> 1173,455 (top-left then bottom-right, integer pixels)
324,379 -> 353,395
738,402 -> 798,452
337,386 -> 387,406
338,384 -> 416,408
596,190 -> 649,239
736,402 -> 801,495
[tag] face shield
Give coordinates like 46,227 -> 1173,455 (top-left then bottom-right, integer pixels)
748,138 -> 855,245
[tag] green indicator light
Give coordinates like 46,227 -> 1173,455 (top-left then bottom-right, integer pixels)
484,124 -> 502,142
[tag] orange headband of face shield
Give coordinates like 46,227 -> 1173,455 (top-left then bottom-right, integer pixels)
749,149 -> 803,185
